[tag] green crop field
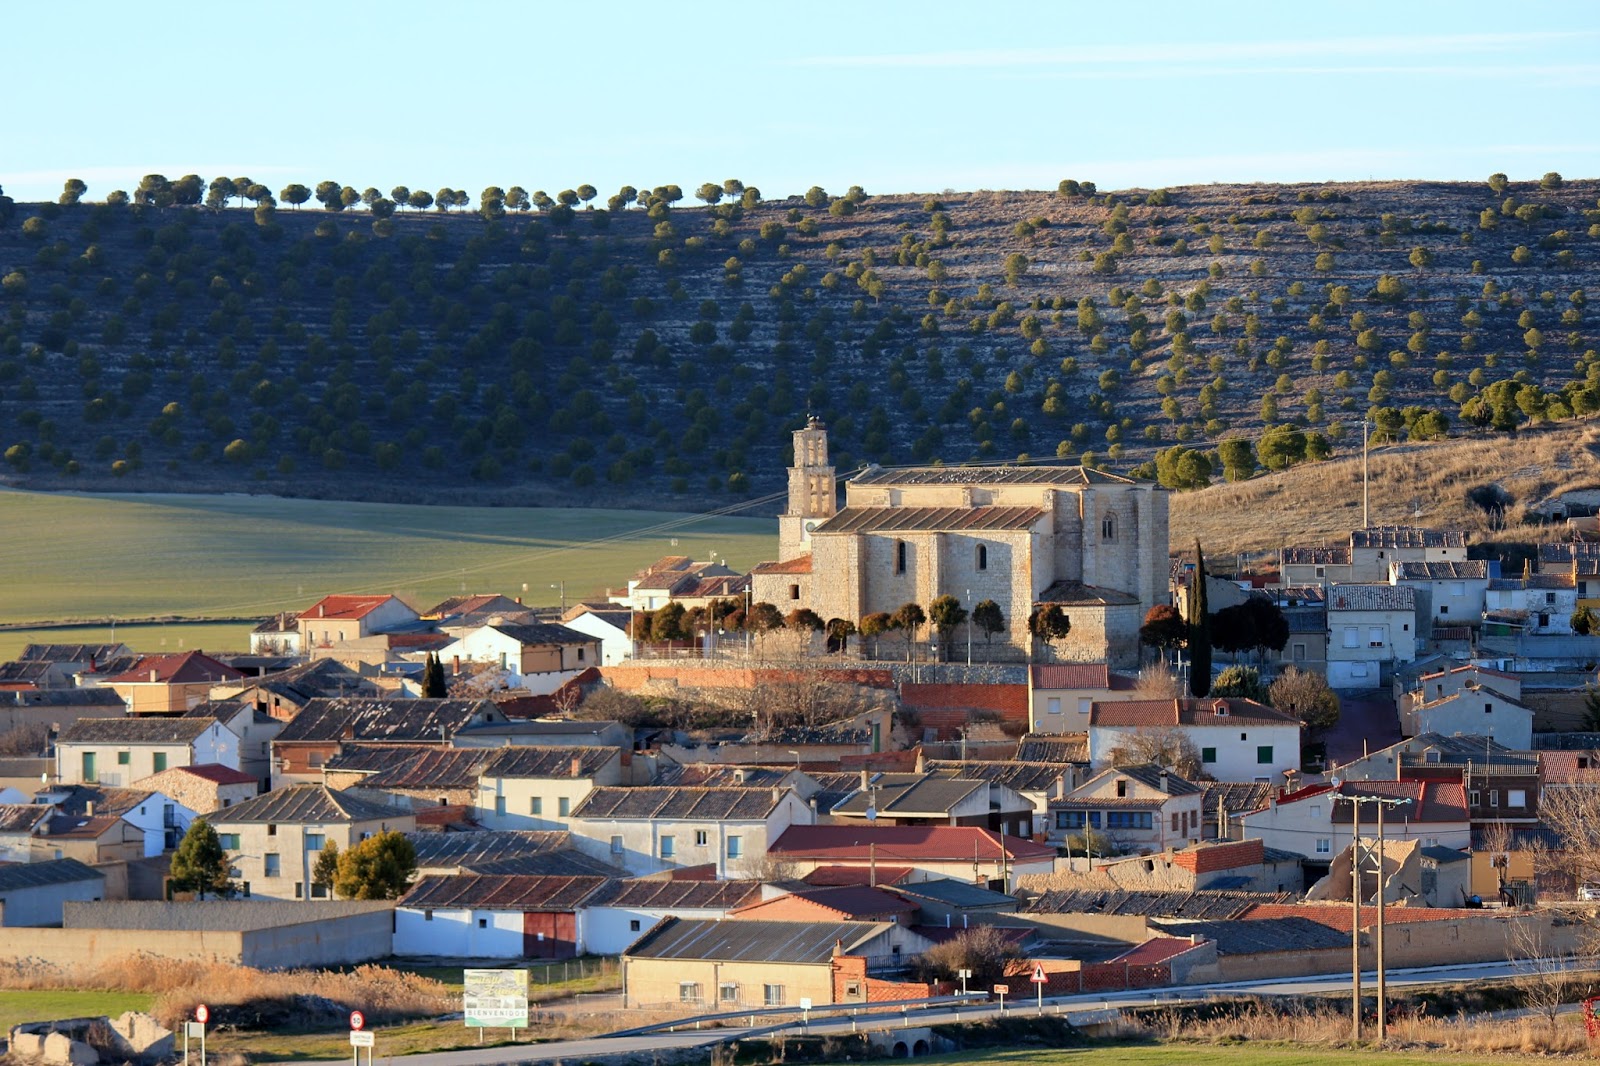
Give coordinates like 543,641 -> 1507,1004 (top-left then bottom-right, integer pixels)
0,990 -> 155,1034
0,487 -> 777,634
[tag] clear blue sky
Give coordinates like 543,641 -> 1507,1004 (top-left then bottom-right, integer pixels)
6,1 -> 1600,203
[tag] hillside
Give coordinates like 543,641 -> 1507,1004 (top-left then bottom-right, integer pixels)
1170,420 -> 1600,558
1,175 -> 1598,507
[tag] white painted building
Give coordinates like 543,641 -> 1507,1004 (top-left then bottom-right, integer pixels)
475,747 -> 625,832
582,879 -> 762,955
568,787 -> 813,878
1486,574 -> 1579,635
1088,698 -> 1302,783
437,621 -> 600,696
560,606 -> 634,666
55,717 -> 240,787
1325,583 -> 1417,689
1236,779 -> 1470,861
1389,560 -> 1491,631
394,874 -> 608,959
1402,688 -> 1534,749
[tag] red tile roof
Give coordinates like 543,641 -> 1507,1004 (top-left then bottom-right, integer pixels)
174,764 -> 258,786
1540,750 -> 1600,785
1108,936 -> 1209,966
1330,780 -> 1469,824
1090,698 -> 1300,728
1170,838 -> 1264,874
299,595 -> 402,621
752,555 -> 814,575
105,651 -> 244,685
769,825 -> 1056,863
1032,664 -> 1135,690
802,865 -> 915,887
733,885 -> 917,921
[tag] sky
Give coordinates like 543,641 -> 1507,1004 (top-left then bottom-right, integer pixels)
5,1 -> 1600,204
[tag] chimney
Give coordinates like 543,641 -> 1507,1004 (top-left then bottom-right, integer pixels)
860,768 -> 870,791
1159,770 -> 1169,793
150,669 -> 159,683
515,597 -> 522,605
772,786 -> 782,805
914,749 -> 925,774
832,938 -> 845,958
1054,774 -> 1066,800
452,656 -> 461,674
734,768 -> 747,785
318,604 -> 325,618
570,755 -> 583,778
86,801 -> 95,816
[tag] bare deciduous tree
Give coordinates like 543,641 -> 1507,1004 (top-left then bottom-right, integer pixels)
1134,664 -> 1182,699
913,925 -> 1028,987
1107,726 -> 1205,780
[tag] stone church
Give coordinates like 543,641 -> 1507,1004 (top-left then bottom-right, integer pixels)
750,420 -> 1170,666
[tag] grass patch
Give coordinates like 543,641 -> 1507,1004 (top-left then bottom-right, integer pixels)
0,487 -> 776,631
0,990 -> 155,1034
921,1048 -> 1533,1066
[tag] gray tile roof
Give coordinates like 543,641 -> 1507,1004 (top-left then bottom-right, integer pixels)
1392,561 -> 1489,580
18,644 -> 128,664
397,874 -> 610,911
925,761 -> 1070,794
0,688 -> 125,709
1281,546 -> 1351,565
58,717 -> 215,746
830,774 -> 985,817
812,506 -> 1045,535
276,698 -> 502,743
211,785 -> 408,825
0,857 -> 104,893
1014,735 -> 1089,763
0,803 -> 52,833
1023,888 -> 1288,919
1327,584 -> 1416,612
886,877 -> 1016,909
1036,581 -> 1142,607
482,622 -> 599,647
479,746 -> 618,780
624,916 -> 892,962
1153,915 -> 1350,954
1104,763 -> 1201,796
587,878 -> 762,910
363,749 -> 490,790
1351,526 -> 1467,549
408,830 -> 586,871
572,787 -> 785,821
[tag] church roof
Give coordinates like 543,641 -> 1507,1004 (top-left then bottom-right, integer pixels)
850,464 -> 1142,487
811,506 -> 1044,534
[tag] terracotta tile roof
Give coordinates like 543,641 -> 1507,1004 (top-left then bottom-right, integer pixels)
802,864 -> 914,887
1107,936 -> 1210,967
1036,581 -> 1141,607
44,812 -> 129,839
105,651 -> 244,685
751,555 -> 813,575
769,825 -> 1055,863
1090,698 -> 1300,728
1540,750 -> 1600,785
398,874 -> 609,911
1242,902 -> 1485,931
1329,780 -> 1469,824
733,885 -> 917,921
299,594 -> 405,621
851,465 -> 1139,487
1170,838 -> 1265,874
1014,735 -> 1088,762
1033,664 -> 1113,689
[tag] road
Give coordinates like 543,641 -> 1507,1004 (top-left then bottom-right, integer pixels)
301,956 -> 1595,1066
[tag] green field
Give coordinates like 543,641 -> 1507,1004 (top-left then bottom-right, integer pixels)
933,1047 -> 1533,1066
0,990 -> 155,1033
0,487 -> 778,636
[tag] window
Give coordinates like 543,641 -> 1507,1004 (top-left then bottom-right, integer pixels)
295,882 -> 304,899
764,985 -> 785,1007
1452,582 -> 1466,596
495,796 -> 506,816
1256,746 -> 1274,765
424,909 -> 434,921
1343,627 -> 1360,649
1316,838 -> 1331,855
660,835 -> 675,858
1489,790 -> 1499,807
1439,606 -> 1449,615
478,918 -> 488,929
895,540 -> 907,574
720,983 -> 739,1003
1315,566 -> 1326,578
789,583 -> 800,600
1115,780 -> 1127,798
630,919 -> 641,932
152,752 -> 167,772
1077,696 -> 1092,716
611,835 -> 624,855
264,853 -> 281,877
976,544 -> 988,570
1056,811 -> 1077,830
576,648 -> 585,661
305,833 -> 324,851
117,751 -> 130,766
1171,812 -> 1180,832
267,823 -> 277,837
1469,790 -> 1481,806
1201,747 -> 1217,764
695,830 -> 709,847
1309,805 -> 1322,818
1047,697 -> 1061,716
1368,627 -> 1385,648
728,835 -> 743,859
531,797 -> 543,816
558,797 -> 570,817
1547,592 -> 1557,605
1485,702 -> 1493,714
1101,514 -> 1116,540
308,752 -> 325,768
311,882 -> 328,899
679,983 -> 701,1004
1508,789 -> 1527,808
220,833 -> 240,850
1293,643 -> 1306,661
1088,811 -> 1101,828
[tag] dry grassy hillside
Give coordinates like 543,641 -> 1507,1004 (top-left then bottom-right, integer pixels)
1170,421 -> 1600,556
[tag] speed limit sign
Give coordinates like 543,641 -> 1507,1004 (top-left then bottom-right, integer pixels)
195,1004 -> 210,1024
350,1011 -> 365,1031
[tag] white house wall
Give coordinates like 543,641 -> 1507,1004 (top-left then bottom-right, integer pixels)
1089,723 -> 1300,783
394,907 -> 528,958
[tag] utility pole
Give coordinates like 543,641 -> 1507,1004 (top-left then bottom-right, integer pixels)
1337,793 -> 1412,1042
1361,418 -> 1372,529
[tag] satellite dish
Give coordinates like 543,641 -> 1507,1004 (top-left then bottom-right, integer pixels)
865,807 -> 878,822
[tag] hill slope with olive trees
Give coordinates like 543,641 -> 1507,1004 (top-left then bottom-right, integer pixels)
0,172 -> 1597,513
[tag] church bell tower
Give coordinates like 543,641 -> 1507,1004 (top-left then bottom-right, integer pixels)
779,417 -> 836,561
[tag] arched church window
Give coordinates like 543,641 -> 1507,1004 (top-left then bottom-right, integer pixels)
976,544 -> 988,571
1101,514 -> 1116,540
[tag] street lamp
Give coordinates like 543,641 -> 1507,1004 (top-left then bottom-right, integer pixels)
965,588 -> 972,667
550,582 -> 566,614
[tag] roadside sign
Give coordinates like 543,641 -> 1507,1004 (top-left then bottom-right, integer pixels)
195,1005 -> 209,1024
350,1011 -> 365,1031
350,1032 -> 375,1048
992,984 -> 1009,995
464,969 -> 530,1029
184,1023 -> 205,1038
1031,965 -> 1048,984
957,969 -> 972,978
799,998 -> 813,1011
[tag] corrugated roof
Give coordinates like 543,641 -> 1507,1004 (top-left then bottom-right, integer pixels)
58,717 -> 216,745
1329,780 -> 1469,824
625,917 -> 892,962
0,857 -> 104,893
886,877 -> 1016,908
811,506 -> 1045,535
398,874 -> 609,910
18,644 -> 128,664
572,787 -> 785,821
276,697 -> 501,743
851,465 -> 1140,487
212,785 -> 408,825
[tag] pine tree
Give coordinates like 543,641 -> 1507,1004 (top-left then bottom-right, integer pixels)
168,818 -> 235,899
1188,540 -> 1212,698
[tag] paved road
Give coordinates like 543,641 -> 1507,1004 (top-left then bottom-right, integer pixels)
301,956 -> 1596,1066
1324,690 -> 1403,766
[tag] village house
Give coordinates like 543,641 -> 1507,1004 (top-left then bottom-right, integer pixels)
1028,663 -> 1140,734
249,613 -> 302,656
32,808 -> 145,864
766,825 -> 1056,891
1325,583 -> 1417,689
730,883 -> 919,924
393,874 -> 610,958
270,697 -> 507,786
1279,546 -> 1354,587
1485,573 -> 1579,635
436,621 -> 601,695
34,783 -> 199,857
0,804 -> 53,862
133,764 -> 259,814
560,604 -> 635,665
14,644 -> 133,685
923,760 -> 1078,837
608,556 -> 746,613
98,651 -> 245,715
209,659 -> 374,722
450,717 -> 631,750
828,771 -> 1034,836
748,556 -> 815,617
582,879 -> 763,955
0,859 -> 107,926
1048,764 -> 1203,854
568,786 -> 812,878
182,701 -> 283,788
0,688 -> 126,733
1087,698 -> 1302,783
407,829 -> 623,878
1237,779 -> 1471,863
1278,603 -> 1329,674
210,784 -> 415,900
775,419 -> 1169,667
344,748 -> 490,812
621,917 -> 934,1009
1389,560 -> 1492,631
1400,663 -> 1521,711
474,747 -> 626,831
426,594 -> 537,628
1400,687 -> 1534,749
55,717 -> 239,787
297,594 -> 421,650
1338,734 -> 1542,833
1086,837 -> 1304,894
1280,527 -> 1468,586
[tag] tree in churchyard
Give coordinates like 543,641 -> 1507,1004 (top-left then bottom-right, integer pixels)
1188,542 -> 1212,697
892,602 -> 927,662
972,599 -> 1006,650
1028,604 -> 1072,660
334,830 -> 417,900
169,818 -> 235,899
928,594 -> 969,660
859,612 -> 893,659
1139,604 -> 1187,664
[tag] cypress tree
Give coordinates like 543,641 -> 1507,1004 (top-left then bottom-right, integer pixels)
422,653 -> 447,698
1188,540 -> 1213,698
